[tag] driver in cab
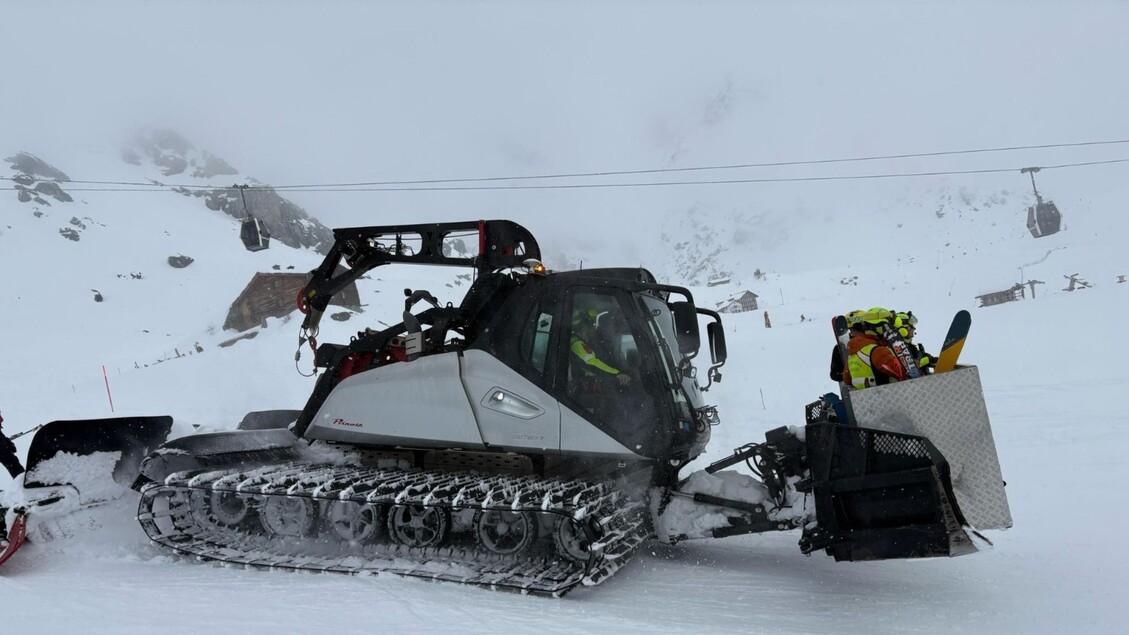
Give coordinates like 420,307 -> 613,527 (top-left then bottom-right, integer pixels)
570,308 -> 631,388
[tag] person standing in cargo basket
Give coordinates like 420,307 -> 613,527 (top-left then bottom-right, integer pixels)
841,308 -> 907,390
894,310 -> 935,374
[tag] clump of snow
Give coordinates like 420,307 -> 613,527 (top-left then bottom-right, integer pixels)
653,498 -> 730,541
300,440 -> 367,467
654,468 -> 816,541
25,451 -> 127,504
681,469 -> 769,504
653,470 -> 772,541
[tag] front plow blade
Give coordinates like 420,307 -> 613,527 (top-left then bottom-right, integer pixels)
24,416 -> 173,492
801,423 -> 976,561
134,428 -> 302,487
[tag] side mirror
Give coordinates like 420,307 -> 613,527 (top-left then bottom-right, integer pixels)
670,301 -> 700,356
707,321 -> 727,365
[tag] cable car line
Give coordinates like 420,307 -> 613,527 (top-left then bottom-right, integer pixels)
265,138 -> 1129,189
3,137 -> 1129,191
4,156 -> 1128,193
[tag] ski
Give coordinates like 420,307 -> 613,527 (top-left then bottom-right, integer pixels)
832,315 -> 850,373
0,512 -> 28,568
823,315 -> 854,424
935,310 -> 972,373
878,323 -> 923,379
833,315 -> 850,350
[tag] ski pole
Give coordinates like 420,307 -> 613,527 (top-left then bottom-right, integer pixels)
10,424 -> 44,440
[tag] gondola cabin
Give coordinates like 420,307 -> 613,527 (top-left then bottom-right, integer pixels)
1020,166 -> 1062,239
241,216 -> 270,252
1026,201 -> 1062,238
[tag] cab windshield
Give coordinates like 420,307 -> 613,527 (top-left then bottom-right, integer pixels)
639,295 -> 705,421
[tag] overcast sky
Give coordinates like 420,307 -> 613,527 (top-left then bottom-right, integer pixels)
5,0 -> 1128,258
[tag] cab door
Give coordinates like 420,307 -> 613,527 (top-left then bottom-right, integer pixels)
461,353 -> 562,453
556,287 -> 667,456
462,292 -> 563,453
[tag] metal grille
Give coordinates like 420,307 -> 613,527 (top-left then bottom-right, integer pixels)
805,399 -> 829,423
872,432 -> 931,459
424,450 -> 532,473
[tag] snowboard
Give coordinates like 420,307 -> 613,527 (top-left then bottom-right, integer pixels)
0,512 -> 28,569
935,310 -> 972,373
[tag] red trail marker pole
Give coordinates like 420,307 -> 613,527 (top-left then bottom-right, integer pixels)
102,364 -> 115,413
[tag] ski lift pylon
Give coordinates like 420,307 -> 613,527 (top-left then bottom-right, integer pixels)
1020,167 -> 1062,238
235,184 -> 270,252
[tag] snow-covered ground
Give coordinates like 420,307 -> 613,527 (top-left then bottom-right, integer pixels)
1,143 -> 1127,634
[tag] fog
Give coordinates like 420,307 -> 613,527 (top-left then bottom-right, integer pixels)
5,0 -> 1128,258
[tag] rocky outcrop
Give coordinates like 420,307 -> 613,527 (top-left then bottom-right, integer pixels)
125,128 -> 334,253
174,184 -> 334,253
168,254 -> 195,268
661,204 -> 791,286
8,131 -> 335,254
6,152 -> 73,205
127,129 -> 238,178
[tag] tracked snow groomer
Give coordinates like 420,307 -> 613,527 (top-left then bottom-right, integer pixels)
42,219 -> 1003,595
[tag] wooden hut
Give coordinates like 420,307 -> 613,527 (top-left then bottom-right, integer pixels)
717,290 -> 759,314
975,284 -> 1024,308
225,268 -> 361,332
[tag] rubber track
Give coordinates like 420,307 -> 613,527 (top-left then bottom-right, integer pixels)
137,462 -> 650,596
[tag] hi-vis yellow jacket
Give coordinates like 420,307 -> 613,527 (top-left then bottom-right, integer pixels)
570,335 -> 620,376
843,333 -> 906,389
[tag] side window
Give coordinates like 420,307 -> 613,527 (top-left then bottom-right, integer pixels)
518,290 -> 561,383
530,311 -> 553,373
